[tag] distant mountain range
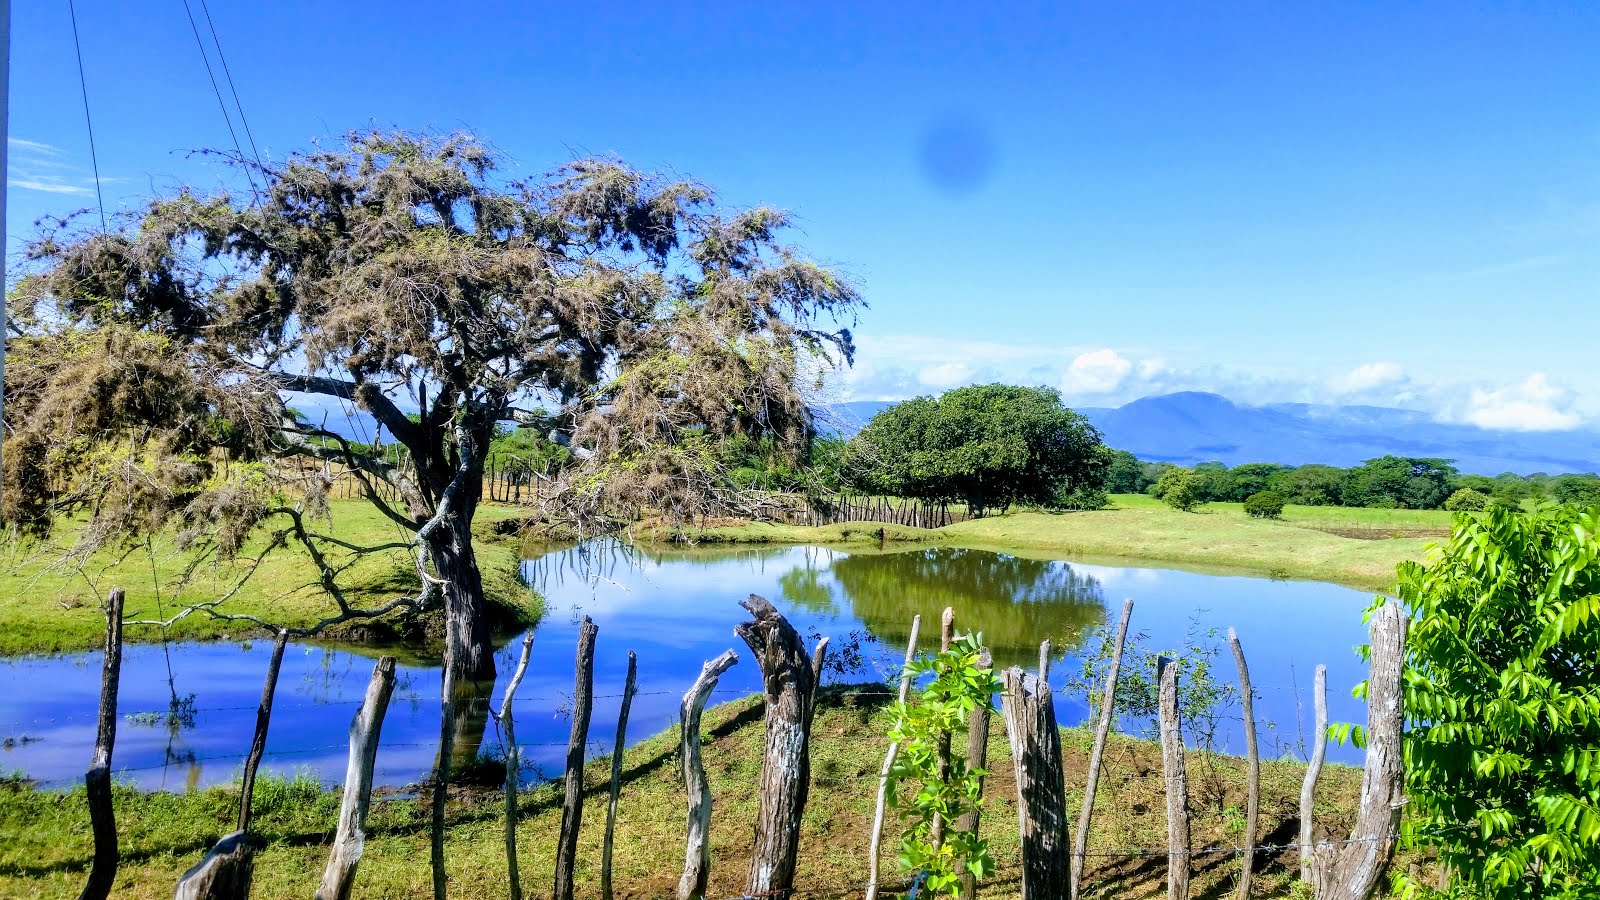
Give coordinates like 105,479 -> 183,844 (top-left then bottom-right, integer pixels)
828,392 -> 1600,476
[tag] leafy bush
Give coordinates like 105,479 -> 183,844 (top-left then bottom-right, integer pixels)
1054,485 -> 1109,511
1394,505 -> 1600,897
1443,487 -> 1489,512
1155,467 -> 1206,512
1243,490 -> 1286,519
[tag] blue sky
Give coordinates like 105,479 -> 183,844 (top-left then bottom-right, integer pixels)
7,1 -> 1598,429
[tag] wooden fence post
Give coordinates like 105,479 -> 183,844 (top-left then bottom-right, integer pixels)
1300,664 -> 1329,884
499,633 -> 536,900
956,647 -> 994,900
239,629 -> 289,834
1001,659 -> 1069,900
1229,629 -> 1260,900
866,615 -> 922,900
315,656 -> 397,900
679,650 -> 739,900
553,616 -> 598,900
602,651 -> 639,900
1158,656 -> 1191,900
1310,602 -> 1407,900
431,662 -> 457,900
1071,598 -> 1134,900
735,594 -> 824,899
80,588 -> 125,900
930,606 -> 956,852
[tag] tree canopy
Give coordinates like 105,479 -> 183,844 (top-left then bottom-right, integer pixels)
5,130 -> 859,679
843,384 -> 1108,516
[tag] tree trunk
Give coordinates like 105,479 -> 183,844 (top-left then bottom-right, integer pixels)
735,594 -> 822,899
1300,664 -> 1329,884
553,616 -> 598,900
1310,602 -> 1407,900
1001,665 -> 1068,900
174,832 -> 254,900
1072,598 -> 1134,900
679,649 -> 739,900
316,657 -> 397,900
79,588 -> 124,900
866,614 -> 922,900
431,502 -> 496,683
957,647 -> 994,900
602,651 -> 639,900
1158,656 -> 1191,900
1229,628 -> 1260,900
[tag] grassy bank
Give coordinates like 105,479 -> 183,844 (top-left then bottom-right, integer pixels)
0,501 -> 541,655
0,686 -> 1371,899
642,494 -> 1442,593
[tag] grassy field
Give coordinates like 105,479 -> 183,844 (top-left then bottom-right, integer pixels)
0,686 -> 1374,899
0,501 -> 540,656
642,494 -> 1447,593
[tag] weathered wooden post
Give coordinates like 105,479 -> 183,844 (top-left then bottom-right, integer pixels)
498,633 -> 536,900
80,588 -> 124,900
1071,598 -> 1134,900
931,606 -> 956,852
1158,656 -> 1191,900
431,661 -> 457,900
316,656 -> 398,900
679,649 -> 739,900
1001,654 -> 1069,900
602,650 -> 639,900
1300,664 -> 1329,884
1310,601 -> 1407,900
735,594 -> 825,899
174,628 -> 291,900
866,615 -> 922,900
553,616 -> 598,900
956,647 -> 994,900
1229,628 -> 1260,900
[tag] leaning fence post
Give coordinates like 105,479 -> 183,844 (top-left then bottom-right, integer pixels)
866,614 -> 922,900
735,594 -> 823,899
316,656 -> 398,900
552,616 -> 598,900
678,649 -> 740,900
602,650 -> 639,900
431,661 -> 457,900
1001,656 -> 1069,900
1071,598 -> 1134,900
239,628 -> 290,834
1300,664 -> 1329,884
80,588 -> 125,900
1229,628 -> 1260,900
1310,601 -> 1407,900
1158,656 -> 1191,900
499,633 -> 536,900
956,647 -> 994,900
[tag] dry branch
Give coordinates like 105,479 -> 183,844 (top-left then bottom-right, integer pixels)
602,650 -> 639,900
866,614 -> 921,900
316,656 -> 397,900
1071,597 -> 1134,900
679,649 -> 739,900
1229,628 -> 1260,900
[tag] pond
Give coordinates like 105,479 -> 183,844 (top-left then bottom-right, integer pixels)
0,543 -> 1379,790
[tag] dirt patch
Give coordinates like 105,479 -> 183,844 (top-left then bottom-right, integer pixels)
1310,526 -> 1449,541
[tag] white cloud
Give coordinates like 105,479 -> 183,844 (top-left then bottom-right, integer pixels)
7,179 -> 94,195
1331,362 -> 1407,395
918,362 -> 974,388
1451,374 -> 1581,432
1060,349 -> 1133,394
8,137 -> 65,155
7,137 -> 109,196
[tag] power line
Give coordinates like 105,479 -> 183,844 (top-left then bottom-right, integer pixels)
65,0 -> 107,231
195,0 -> 263,170
178,0 -> 258,196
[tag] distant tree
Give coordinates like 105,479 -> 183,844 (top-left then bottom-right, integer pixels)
1243,489 -> 1286,519
1192,461 -> 1232,501
1155,467 -> 1207,512
1268,464 -> 1349,506
1342,456 -> 1459,510
1142,461 -> 1178,496
845,384 -> 1109,517
1226,463 -> 1289,502
1103,449 -> 1149,494
1550,474 -> 1600,507
1443,488 -> 1490,512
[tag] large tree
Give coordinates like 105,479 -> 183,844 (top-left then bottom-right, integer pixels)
844,383 -> 1108,516
5,131 -> 858,681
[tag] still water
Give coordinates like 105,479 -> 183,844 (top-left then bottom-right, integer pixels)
0,543 -> 1378,790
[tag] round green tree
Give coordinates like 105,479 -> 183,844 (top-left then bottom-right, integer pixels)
1243,489 -> 1286,519
843,384 -> 1109,517
1155,467 -> 1206,512
1443,487 -> 1490,512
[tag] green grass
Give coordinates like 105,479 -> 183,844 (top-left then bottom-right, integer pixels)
0,686 -> 1371,899
0,501 -> 541,656
645,494 -> 1446,593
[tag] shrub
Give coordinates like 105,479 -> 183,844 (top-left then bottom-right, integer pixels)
1443,487 -> 1489,512
1054,485 -> 1109,511
1243,490 -> 1286,519
1393,505 -> 1600,897
1155,467 -> 1206,512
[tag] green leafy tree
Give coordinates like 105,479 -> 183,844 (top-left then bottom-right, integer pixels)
1225,463 -> 1290,502
1243,489 -> 1286,519
1103,449 -> 1149,494
1343,456 -> 1459,510
1394,505 -> 1600,898
1550,475 -> 1600,507
1155,467 -> 1207,512
845,384 -> 1109,517
1443,487 -> 1489,512
1269,464 -> 1349,506
887,632 -> 1003,896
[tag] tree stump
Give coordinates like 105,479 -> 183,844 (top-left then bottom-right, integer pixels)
1001,664 -> 1068,900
